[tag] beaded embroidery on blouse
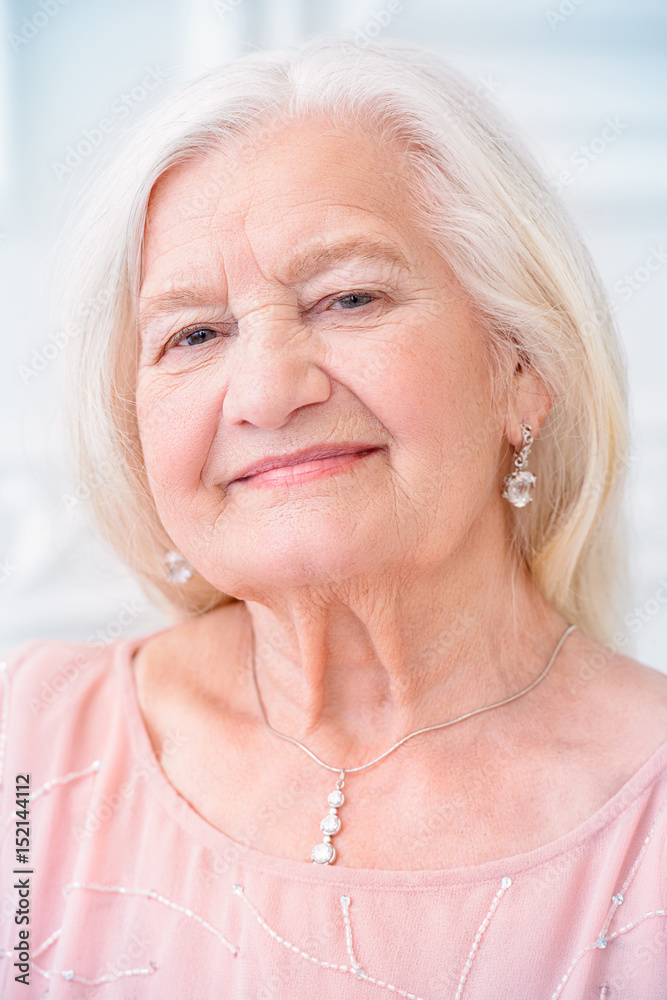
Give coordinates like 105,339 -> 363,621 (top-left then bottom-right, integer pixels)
0,656 -> 666,998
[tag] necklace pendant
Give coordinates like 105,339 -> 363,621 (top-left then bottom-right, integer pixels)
311,773 -> 345,865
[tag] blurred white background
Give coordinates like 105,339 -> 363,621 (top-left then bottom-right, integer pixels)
0,0 -> 665,667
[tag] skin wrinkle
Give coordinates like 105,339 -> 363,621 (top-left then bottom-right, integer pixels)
130,118 -> 667,868
136,121 -> 553,732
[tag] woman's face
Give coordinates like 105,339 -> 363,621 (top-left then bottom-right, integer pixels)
136,120 -> 511,598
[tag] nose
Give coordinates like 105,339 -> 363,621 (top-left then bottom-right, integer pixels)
221,310 -> 332,429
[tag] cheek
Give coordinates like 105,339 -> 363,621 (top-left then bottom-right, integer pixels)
380,335 -> 474,437
376,314 -> 500,496
136,371 -> 221,497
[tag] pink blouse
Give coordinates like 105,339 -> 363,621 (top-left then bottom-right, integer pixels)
1,633 -> 666,999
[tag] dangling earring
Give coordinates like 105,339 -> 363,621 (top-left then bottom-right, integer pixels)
164,550 -> 194,584
502,423 -> 536,508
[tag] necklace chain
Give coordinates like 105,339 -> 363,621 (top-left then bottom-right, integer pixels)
250,623 -> 576,776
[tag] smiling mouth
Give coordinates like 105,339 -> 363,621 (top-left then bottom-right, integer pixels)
232,448 -> 381,487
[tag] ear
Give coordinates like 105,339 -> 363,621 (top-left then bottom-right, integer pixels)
504,360 -> 553,449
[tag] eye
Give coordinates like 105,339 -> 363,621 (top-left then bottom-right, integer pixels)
328,292 -> 375,310
173,328 -> 221,348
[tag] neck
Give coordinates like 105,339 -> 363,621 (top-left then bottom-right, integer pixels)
231,531 -> 571,767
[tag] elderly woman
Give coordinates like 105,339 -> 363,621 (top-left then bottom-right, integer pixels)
2,36 -> 666,1000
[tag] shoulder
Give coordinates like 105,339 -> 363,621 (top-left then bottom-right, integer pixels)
0,637 -> 128,816
1,636 -> 116,719
552,629 -> 667,783
562,629 -> 667,715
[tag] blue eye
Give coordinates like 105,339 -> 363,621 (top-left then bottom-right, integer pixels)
180,328 -> 219,347
331,293 -> 375,309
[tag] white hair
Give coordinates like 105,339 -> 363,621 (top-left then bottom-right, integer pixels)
57,34 -> 630,643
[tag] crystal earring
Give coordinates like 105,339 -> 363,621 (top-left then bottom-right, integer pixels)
164,550 -> 194,584
502,423 -> 536,508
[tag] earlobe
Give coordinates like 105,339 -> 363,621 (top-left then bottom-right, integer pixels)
506,364 -> 553,447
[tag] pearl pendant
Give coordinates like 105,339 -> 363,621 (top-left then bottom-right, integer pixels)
311,773 -> 345,864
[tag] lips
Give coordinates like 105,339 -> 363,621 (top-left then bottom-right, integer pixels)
229,444 -> 381,486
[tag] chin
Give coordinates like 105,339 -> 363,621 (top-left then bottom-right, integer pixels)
218,525 -> 390,590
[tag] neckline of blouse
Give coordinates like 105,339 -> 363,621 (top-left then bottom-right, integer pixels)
117,629 -> 667,890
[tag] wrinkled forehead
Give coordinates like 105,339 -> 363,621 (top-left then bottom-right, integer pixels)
139,117 -> 426,290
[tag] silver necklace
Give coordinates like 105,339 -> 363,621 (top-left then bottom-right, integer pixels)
250,623 -> 576,865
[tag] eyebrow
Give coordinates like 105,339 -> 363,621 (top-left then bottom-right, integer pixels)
138,236 -> 411,331
137,289 -> 223,333
283,236 -> 412,282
